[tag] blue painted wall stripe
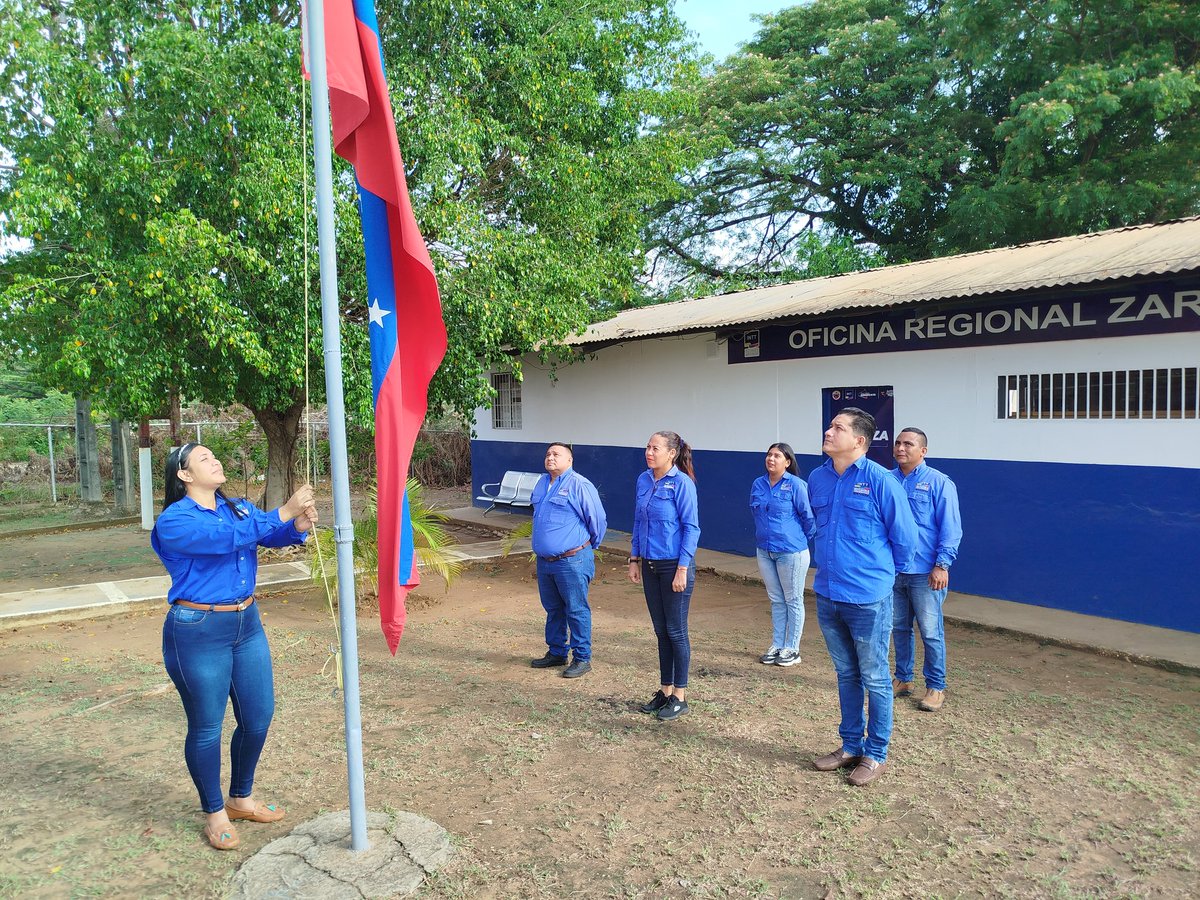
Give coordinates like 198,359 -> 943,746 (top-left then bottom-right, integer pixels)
472,439 -> 1200,634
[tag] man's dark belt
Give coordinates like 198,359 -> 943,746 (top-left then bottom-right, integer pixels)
540,543 -> 590,562
174,596 -> 255,612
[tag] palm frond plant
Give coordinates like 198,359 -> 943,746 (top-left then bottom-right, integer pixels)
309,478 -> 461,600
500,519 -> 533,558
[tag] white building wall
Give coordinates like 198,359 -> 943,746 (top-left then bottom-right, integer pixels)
477,330 -> 1200,468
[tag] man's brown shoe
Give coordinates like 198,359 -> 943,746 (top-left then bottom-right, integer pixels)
918,688 -> 945,711
813,748 -> 862,772
892,678 -> 914,697
848,757 -> 888,786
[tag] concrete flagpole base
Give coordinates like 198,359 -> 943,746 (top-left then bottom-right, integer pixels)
228,810 -> 453,898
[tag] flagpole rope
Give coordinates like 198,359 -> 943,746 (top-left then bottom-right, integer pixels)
302,61 -> 343,688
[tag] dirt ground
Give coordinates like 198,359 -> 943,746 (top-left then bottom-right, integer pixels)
1,523 -> 1198,899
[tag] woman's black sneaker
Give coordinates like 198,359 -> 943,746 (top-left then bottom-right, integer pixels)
656,697 -> 689,721
639,690 -> 670,714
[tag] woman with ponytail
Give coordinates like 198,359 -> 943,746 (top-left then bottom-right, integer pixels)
151,442 -> 317,851
628,431 -> 700,721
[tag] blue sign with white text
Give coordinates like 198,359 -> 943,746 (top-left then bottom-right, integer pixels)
730,280 -> 1200,363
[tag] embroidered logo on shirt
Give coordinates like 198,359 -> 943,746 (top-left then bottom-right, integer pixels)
916,482 -> 931,492
852,483 -> 871,495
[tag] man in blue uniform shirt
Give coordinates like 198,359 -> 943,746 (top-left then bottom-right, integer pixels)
529,442 -> 608,678
891,427 -> 963,712
810,408 -> 918,786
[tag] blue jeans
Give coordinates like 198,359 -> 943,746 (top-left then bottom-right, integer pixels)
816,593 -> 893,763
162,603 -> 276,813
642,559 -> 695,688
892,572 -> 948,690
757,548 -> 810,653
536,547 -> 595,660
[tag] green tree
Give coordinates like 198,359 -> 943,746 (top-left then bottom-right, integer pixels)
940,0 -> 1200,250
367,0 -> 706,412
656,0 -> 1200,273
3,0 -> 708,472
0,1 -> 327,507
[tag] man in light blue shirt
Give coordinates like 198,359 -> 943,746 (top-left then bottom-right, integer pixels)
891,428 -> 963,712
809,408 -> 917,786
529,442 -> 607,678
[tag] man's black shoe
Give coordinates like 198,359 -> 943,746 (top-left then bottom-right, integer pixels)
638,690 -> 670,714
562,658 -> 591,678
656,697 -> 689,721
530,652 -> 568,669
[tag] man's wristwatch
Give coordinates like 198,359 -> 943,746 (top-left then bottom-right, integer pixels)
628,556 -> 641,564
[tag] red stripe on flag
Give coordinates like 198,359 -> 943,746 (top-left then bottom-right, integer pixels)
321,0 -> 447,654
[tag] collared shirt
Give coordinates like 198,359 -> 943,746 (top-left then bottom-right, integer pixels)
809,455 -> 917,604
750,472 -> 816,553
631,465 -> 700,568
530,467 -> 608,557
151,495 -> 308,604
891,462 -> 962,573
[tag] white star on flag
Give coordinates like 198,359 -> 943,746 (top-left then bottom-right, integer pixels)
368,298 -> 391,328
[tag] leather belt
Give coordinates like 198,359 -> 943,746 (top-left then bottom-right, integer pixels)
541,543 -> 589,562
174,596 -> 255,612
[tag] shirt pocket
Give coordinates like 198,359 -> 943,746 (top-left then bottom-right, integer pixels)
545,495 -> 575,522
634,484 -> 652,515
908,492 -> 933,525
810,494 -> 832,528
844,496 -> 882,544
649,486 -> 677,522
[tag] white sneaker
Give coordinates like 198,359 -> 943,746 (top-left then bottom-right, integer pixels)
774,650 -> 800,667
759,648 -> 781,664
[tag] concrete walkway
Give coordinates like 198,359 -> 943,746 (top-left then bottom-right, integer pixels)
448,505 -> 1200,675
1,507 -> 1196,674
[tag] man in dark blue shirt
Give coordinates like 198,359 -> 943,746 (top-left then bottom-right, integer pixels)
809,408 -> 917,786
529,442 -> 608,678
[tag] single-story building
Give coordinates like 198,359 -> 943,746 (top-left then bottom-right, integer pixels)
471,218 -> 1200,633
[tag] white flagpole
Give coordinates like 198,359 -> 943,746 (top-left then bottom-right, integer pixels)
304,0 -> 370,852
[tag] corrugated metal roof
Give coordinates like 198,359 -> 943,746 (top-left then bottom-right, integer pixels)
569,217 -> 1200,346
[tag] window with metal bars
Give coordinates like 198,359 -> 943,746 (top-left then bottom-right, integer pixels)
490,372 -> 522,429
997,368 -> 1200,420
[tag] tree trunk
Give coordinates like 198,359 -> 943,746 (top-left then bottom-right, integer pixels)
168,390 -> 182,445
252,399 -> 305,510
74,396 -> 103,503
110,419 -> 135,512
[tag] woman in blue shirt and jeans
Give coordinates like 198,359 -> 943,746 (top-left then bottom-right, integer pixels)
750,443 -> 816,667
151,443 -> 317,851
628,431 -> 700,721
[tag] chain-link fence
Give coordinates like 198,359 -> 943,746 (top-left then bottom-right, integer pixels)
0,416 -> 471,529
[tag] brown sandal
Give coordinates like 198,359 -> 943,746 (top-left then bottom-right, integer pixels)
226,801 -> 285,823
204,822 -> 240,851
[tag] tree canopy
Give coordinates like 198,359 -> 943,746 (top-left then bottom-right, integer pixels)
1,0 -> 708,489
366,0 -> 706,414
0,0 -> 322,505
655,0 -> 1200,279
